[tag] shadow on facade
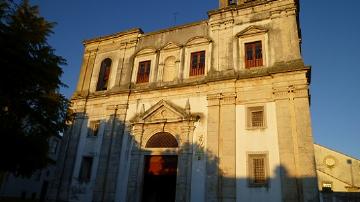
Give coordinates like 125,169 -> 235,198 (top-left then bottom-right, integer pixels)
44,114 -> 358,202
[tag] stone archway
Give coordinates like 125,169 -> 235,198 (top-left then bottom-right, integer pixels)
142,132 -> 178,202
127,100 -> 197,202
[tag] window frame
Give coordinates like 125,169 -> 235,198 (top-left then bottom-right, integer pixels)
246,106 -> 266,129
245,41 -> 263,68
136,60 -> 151,83
236,26 -> 268,70
247,153 -> 269,187
78,156 -> 93,183
96,58 -> 112,91
189,51 -> 206,76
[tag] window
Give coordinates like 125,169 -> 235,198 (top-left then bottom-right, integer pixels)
245,41 -> 263,68
247,106 -> 265,128
79,156 -> 93,183
228,0 -> 237,5
190,51 -> 205,76
96,58 -> 112,91
322,182 -> 333,192
248,154 -> 268,187
137,60 -> 151,83
49,139 -> 59,154
88,120 -> 100,137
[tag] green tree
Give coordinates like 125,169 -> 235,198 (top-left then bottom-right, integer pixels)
0,0 -> 68,176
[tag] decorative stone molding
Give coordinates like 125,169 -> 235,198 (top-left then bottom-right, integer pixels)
207,93 -> 236,106
127,100 -> 198,202
323,156 -> 337,168
185,36 -> 212,48
273,84 -> 309,100
235,25 -> 268,38
207,93 -> 221,106
220,93 -> 237,105
131,100 -> 197,124
160,42 -> 182,52
209,18 -> 234,30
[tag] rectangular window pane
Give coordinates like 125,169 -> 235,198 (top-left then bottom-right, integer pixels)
253,158 -> 265,183
190,51 -> 205,76
248,154 -> 267,187
247,106 -> 265,128
245,41 -> 263,68
251,111 -> 263,127
137,60 -> 151,83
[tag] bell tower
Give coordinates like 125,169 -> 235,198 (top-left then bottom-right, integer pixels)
219,0 -> 237,8
219,0 -> 270,8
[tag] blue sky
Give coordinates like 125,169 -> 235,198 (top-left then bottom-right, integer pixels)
31,0 -> 360,159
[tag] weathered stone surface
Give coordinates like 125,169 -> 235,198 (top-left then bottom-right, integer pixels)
49,1 -> 320,202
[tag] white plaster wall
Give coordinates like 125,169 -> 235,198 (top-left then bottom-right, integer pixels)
115,130 -> 134,202
188,96 -> 207,202
236,102 -> 282,202
69,117 -> 107,202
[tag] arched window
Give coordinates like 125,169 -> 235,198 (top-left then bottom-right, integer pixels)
145,132 -> 178,148
96,58 -> 112,91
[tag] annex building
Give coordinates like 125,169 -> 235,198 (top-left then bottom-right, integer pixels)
46,0 -> 359,201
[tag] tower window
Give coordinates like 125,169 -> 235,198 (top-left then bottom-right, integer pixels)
190,51 -> 205,76
79,156 -> 93,183
248,154 -> 268,187
96,58 -> 112,91
229,0 -> 237,5
245,41 -> 263,68
137,60 -> 151,83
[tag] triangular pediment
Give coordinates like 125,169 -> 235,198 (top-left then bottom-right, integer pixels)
161,42 -> 181,51
185,36 -> 212,47
236,26 -> 268,38
135,48 -> 156,56
131,100 -> 191,124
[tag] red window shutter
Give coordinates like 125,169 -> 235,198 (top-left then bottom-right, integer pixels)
137,60 -> 151,83
245,41 -> 263,68
190,51 -> 205,76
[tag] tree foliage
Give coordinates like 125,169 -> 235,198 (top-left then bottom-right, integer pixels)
0,0 -> 68,176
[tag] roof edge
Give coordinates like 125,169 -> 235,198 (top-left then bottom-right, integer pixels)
83,28 -> 143,45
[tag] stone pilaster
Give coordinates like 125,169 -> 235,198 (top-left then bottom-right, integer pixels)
206,94 -> 221,202
92,104 -> 128,202
219,93 -> 236,202
47,112 -> 87,202
274,84 -> 319,202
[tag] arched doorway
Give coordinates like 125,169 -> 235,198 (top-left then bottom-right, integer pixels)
142,132 -> 178,202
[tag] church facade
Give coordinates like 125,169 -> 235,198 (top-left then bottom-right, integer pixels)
47,0 -> 320,201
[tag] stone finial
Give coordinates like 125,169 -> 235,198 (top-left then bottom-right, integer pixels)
140,104 -> 145,114
185,99 -> 190,115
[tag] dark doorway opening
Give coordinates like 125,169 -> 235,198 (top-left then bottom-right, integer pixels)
142,155 -> 178,202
